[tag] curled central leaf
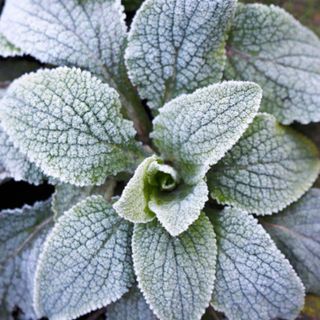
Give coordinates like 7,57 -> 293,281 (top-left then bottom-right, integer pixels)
113,155 -> 179,223
114,155 -> 208,235
146,160 -> 180,191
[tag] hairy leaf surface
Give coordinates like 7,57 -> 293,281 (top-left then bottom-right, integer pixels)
113,156 -> 157,223
152,82 -> 262,184
225,3 -> 320,124
126,0 -> 236,110
0,125 -> 45,185
34,195 -> 134,320
0,0 -> 127,86
149,179 -> 208,236
0,201 -> 52,319
262,188 -> 320,295
108,286 -> 157,320
0,32 -> 21,58
0,67 -> 141,186
208,113 -> 320,215
52,180 -> 116,220
210,207 -> 305,320
132,213 -> 216,320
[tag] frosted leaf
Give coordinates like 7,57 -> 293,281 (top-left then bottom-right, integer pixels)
149,179 -> 208,236
34,195 -> 135,320
0,125 -> 45,185
208,113 -> 320,215
108,286 -> 158,320
225,3 -> 320,124
152,82 -> 262,184
132,213 -> 217,320
52,181 -> 116,220
0,67 -> 142,186
52,184 -> 94,220
210,207 -> 305,320
0,201 -> 53,319
0,32 -> 22,58
113,156 -> 157,223
125,0 -> 236,110
262,188 -> 320,295
0,0 -> 127,86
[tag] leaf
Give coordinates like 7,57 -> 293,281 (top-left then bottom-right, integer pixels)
125,0 -> 237,110
152,81 -> 262,184
52,180 -> 116,220
113,156 -> 157,223
0,32 -> 22,58
261,188 -> 320,295
0,67 -> 142,186
0,0 -> 127,86
107,286 -> 158,320
225,3 -> 320,124
0,125 -> 45,185
34,195 -> 135,320
209,207 -> 305,320
149,179 -> 208,236
208,113 -> 320,215
0,201 -> 53,319
132,213 -> 217,320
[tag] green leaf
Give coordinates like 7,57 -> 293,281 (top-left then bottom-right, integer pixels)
0,32 -> 22,58
0,125 -> 45,185
225,3 -> 320,124
113,156 -> 157,223
132,213 -> 217,320
0,0 -> 127,86
107,286 -> 158,320
125,0 -> 236,110
262,188 -> 320,295
0,67 -> 142,186
152,82 -> 262,184
210,207 -> 305,320
0,201 -> 53,319
34,195 -> 135,320
208,113 -> 320,215
149,179 -> 208,236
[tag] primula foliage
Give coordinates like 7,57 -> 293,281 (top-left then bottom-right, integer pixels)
0,0 -> 320,320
